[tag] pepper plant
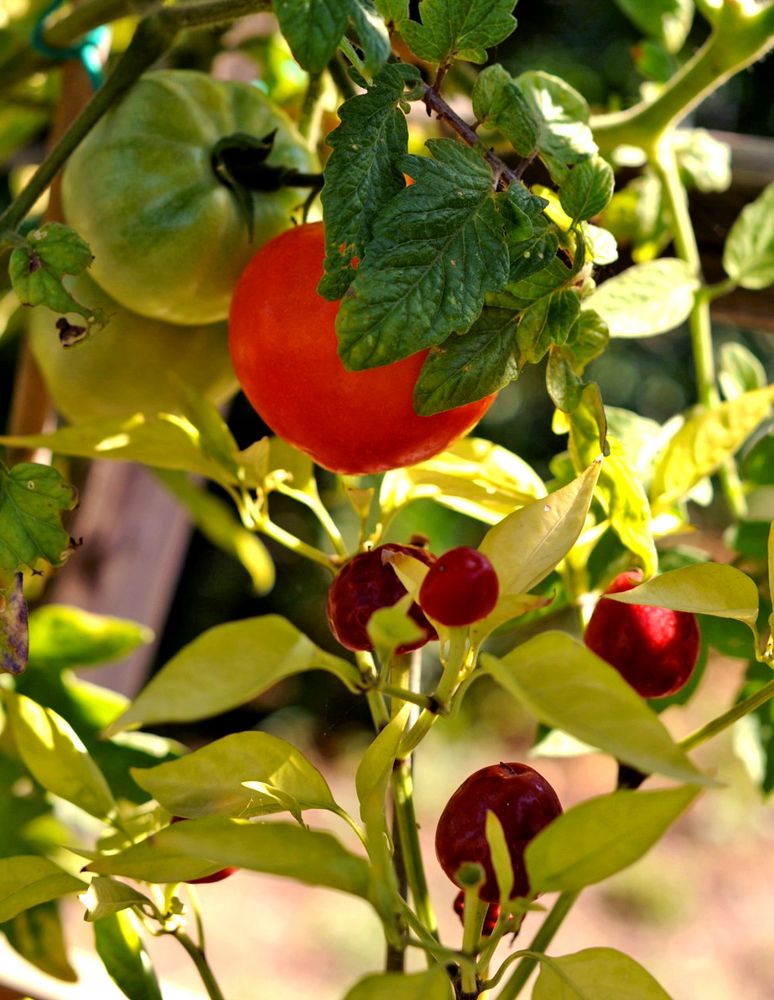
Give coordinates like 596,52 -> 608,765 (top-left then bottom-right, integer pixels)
0,1 -> 774,998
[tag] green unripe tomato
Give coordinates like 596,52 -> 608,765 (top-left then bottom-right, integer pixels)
28,271 -> 237,423
61,69 -> 316,325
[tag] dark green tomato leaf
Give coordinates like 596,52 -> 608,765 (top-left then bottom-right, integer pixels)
336,139 -> 510,369
472,64 -> 539,157
517,289 -> 580,365
516,71 -> 597,183
507,223 -> 561,284
400,0 -> 517,65
0,462 -> 77,574
490,255 -> 572,312
320,64 -> 411,301
9,224 -> 105,332
566,308 -> 609,371
413,308 -> 520,415
373,0 -> 408,27
94,910 -> 163,1000
3,900 -> 77,983
506,181 -> 549,220
1,573 -> 28,676
274,0 -> 349,72
559,156 -> 615,222
498,189 -> 534,243
740,432 -> 774,486
546,346 -> 584,413
349,0 -> 391,74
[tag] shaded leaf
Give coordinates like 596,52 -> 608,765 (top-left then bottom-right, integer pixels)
400,0 -> 517,64
472,65 -> 539,157
274,0 -> 349,72
82,877 -> 156,923
344,966 -> 453,1000
3,899 -> 77,982
516,71 -> 597,183
613,0 -> 693,52
560,157 -> 615,222
94,909 -> 163,1000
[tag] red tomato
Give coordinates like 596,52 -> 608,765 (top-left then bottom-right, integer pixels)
228,222 -> 496,475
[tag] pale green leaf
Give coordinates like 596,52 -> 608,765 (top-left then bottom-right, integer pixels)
130,730 -> 336,818
718,342 -> 766,401
650,386 -> 774,510
91,818 -> 373,898
28,605 -> 152,670
482,632 -> 710,784
526,785 -> 699,893
608,563 -> 760,646
105,616 -> 362,735
516,72 -> 597,183
475,461 -> 601,637
485,811 -> 514,902
344,967 -> 453,1000
4,691 -> 117,819
584,259 -> 698,337
81,877 -> 156,922
613,0 -> 693,52
0,857 -> 85,923
534,947 -> 674,999
380,437 -> 545,525
723,180 -> 774,290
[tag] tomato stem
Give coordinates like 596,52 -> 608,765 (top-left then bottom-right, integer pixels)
496,891 -> 580,999
172,929 -> 226,1000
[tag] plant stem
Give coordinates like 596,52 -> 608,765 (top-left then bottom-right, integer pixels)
653,138 -> 747,518
0,0 -> 265,235
379,683 -> 434,710
497,891 -> 580,1000
679,675 -> 774,752
298,70 -> 324,143
273,482 -> 348,557
592,3 -> 774,154
398,629 -> 468,758
391,756 -> 438,938
172,930 -> 225,1000
256,516 -> 335,571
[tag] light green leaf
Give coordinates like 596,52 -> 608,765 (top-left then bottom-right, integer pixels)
650,385 -> 774,510
584,259 -> 698,337
380,437 -> 545,525
718,342 -> 766,401
344,967 -> 453,1000
105,616 -> 362,735
28,605 -> 152,670
482,632 -> 710,784
400,0 -> 517,65
336,139 -> 510,369
673,128 -> 731,193
608,563 -> 760,644
613,0 -> 693,52
526,785 -> 699,893
91,817 -> 373,898
374,0 -> 407,24
0,857 -> 85,923
475,461 -> 601,637
81,877 -> 156,923
516,72 -> 597,183
723,179 -> 774,290
485,811 -> 514,901
274,0 -> 349,72
367,597 -> 425,662
130,730 -> 337,818
94,909 -> 163,1000
0,414 -> 238,486
769,523 -> 774,658
0,462 -> 77,573
356,705 -> 410,835
534,947 -> 674,999
4,691 -> 117,819
2,900 -> 77,983
559,157 -> 615,222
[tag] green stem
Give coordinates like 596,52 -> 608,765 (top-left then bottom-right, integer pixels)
653,138 -> 747,518
679,675 -> 774,752
592,3 -> 774,153
391,757 -> 438,938
497,891 -> 580,1000
379,683 -> 433,710
398,629 -> 469,758
461,890 -> 486,995
298,70 -> 324,143
0,0 -> 265,235
257,516 -> 335,571
172,930 -> 225,1000
273,482 -> 348,557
